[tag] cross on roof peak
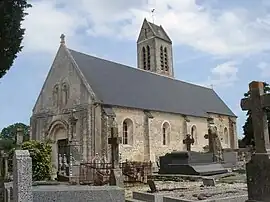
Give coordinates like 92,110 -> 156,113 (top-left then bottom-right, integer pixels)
60,34 -> 65,45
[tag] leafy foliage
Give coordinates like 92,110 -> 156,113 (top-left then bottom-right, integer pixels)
241,82 -> 270,146
0,122 -> 30,141
9,140 -> 52,181
0,0 -> 32,78
0,139 -> 16,152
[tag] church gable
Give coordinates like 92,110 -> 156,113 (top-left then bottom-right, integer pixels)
137,18 -> 156,43
32,41 -> 93,115
137,18 -> 172,43
147,22 -> 172,43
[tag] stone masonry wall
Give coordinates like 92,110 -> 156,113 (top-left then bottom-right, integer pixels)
112,107 -> 237,162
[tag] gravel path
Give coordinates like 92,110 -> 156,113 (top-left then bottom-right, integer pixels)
125,181 -> 247,200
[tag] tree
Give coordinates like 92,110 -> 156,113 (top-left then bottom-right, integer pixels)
0,0 -> 31,79
0,122 -> 30,141
8,140 -> 52,181
241,82 -> 270,146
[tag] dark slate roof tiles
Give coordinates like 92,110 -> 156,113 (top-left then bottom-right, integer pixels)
68,49 -> 236,118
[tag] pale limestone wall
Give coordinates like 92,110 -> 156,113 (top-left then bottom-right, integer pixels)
31,45 -> 94,166
112,106 -> 237,162
113,107 -> 145,162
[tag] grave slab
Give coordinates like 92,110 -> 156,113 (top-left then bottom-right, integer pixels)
32,185 -> 125,202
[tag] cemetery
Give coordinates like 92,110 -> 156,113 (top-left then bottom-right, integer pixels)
0,80 -> 269,201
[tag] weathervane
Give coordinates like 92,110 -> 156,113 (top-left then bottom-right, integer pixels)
151,8 -> 155,23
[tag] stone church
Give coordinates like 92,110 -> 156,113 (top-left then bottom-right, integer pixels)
30,19 -> 238,174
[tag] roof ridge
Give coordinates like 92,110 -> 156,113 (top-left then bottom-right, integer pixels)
68,48 -> 213,91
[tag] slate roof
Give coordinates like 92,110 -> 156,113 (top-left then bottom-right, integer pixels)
69,49 -> 236,118
147,21 -> 172,43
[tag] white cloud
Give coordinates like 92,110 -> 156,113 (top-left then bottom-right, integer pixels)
199,61 -> 239,88
22,1 -> 87,54
21,0 -> 270,56
257,62 -> 270,78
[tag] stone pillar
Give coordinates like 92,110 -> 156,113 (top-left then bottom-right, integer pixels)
13,150 -> 33,202
3,153 -> 8,180
68,111 -> 81,183
144,111 -> 154,162
143,115 -> 150,161
50,142 -> 58,179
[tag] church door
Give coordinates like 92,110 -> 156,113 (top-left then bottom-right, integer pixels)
57,138 -> 70,176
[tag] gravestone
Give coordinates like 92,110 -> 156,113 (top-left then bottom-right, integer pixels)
108,125 -> 124,187
147,179 -> 157,193
13,150 -> 33,202
183,134 -> 194,151
202,177 -> 216,187
240,81 -> 270,202
204,122 -> 223,162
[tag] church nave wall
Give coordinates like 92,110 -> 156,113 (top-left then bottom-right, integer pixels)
111,106 -> 236,163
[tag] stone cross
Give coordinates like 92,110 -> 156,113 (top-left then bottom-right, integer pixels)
13,150 -> 33,202
60,33 -> 65,44
241,81 -> 270,153
108,126 -> 122,169
108,124 -> 124,187
183,134 -> 194,151
240,81 -> 270,201
16,127 -> 24,148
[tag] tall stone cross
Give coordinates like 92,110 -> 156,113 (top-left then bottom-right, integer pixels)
241,81 -> 270,201
241,81 -> 270,153
108,126 -> 122,169
204,127 -> 218,153
108,124 -> 124,187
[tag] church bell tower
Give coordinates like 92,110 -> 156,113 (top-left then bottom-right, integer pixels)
137,18 -> 174,78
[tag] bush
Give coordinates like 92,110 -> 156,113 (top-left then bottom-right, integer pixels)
8,140 -> 52,181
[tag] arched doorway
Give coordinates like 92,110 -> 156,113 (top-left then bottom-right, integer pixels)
47,120 -> 69,179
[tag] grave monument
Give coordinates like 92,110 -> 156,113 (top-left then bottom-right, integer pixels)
159,118 -> 227,176
108,119 -> 124,187
241,81 -> 270,202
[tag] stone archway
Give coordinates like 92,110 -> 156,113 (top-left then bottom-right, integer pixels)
47,120 -> 69,179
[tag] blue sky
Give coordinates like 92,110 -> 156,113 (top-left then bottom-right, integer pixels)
0,0 -> 270,138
